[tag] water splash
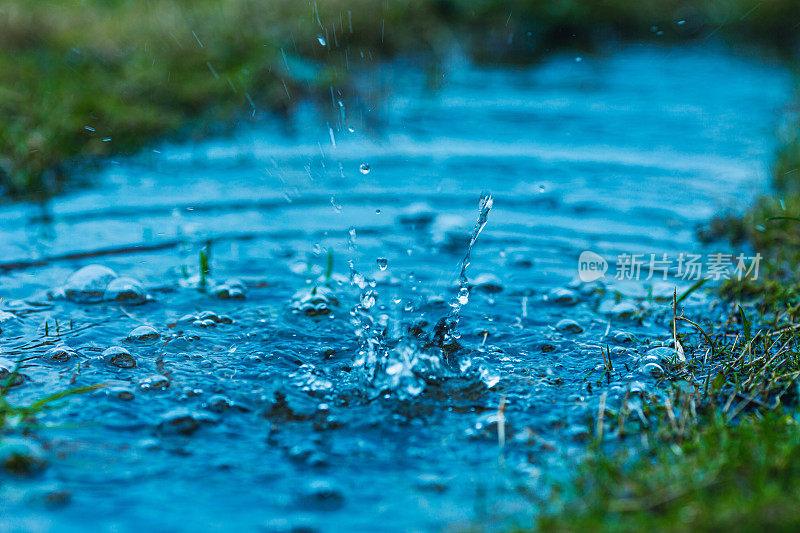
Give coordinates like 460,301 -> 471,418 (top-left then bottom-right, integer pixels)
350,193 -> 497,400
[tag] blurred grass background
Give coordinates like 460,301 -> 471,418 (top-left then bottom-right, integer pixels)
1,0 -> 800,197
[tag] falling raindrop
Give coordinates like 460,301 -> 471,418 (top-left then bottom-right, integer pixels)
317,35 -> 327,46
359,163 -> 370,174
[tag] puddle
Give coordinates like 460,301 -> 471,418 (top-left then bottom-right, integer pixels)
0,45 -> 791,531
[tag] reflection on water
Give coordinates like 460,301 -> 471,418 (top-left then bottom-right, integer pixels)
0,45 -> 792,531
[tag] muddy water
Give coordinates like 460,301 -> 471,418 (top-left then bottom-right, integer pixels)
0,45 -> 791,532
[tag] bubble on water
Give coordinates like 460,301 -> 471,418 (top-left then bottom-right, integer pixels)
644,346 -> 680,363
471,273 -> 503,293
316,35 -> 327,46
555,319 -> 583,334
291,286 -> 339,316
299,479 -> 345,510
103,277 -> 147,304
0,357 -> 23,387
126,325 -> 160,343
63,265 -> 118,303
211,278 -> 247,300
359,163 -> 370,174
102,346 -> 136,368
195,311 -> 233,324
546,287 -> 579,305
205,394 -> 235,413
376,258 -> 388,271
44,344 -> 77,364
612,331 -> 634,344
639,362 -> 665,376
139,374 -> 170,391
157,408 -> 216,435
0,437 -> 47,476
106,385 -> 135,401
609,301 -> 638,320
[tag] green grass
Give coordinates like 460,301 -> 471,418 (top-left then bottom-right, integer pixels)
535,292 -> 800,530
538,413 -> 800,532
537,77 -> 800,529
2,0 -> 800,197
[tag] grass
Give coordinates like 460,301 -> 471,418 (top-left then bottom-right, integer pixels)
0,359 -> 102,474
535,287 -> 800,530
3,0 -> 800,197
536,73 -> 800,529
538,413 -> 800,532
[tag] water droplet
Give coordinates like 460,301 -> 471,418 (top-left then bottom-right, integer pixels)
316,35 -> 327,46
360,290 -> 377,309
376,258 -> 388,271
359,163 -> 370,174
457,287 -> 470,305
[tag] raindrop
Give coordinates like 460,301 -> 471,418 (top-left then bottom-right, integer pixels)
316,35 -> 327,46
376,258 -> 388,271
359,163 -> 370,174
457,287 -> 470,306
360,290 -> 377,309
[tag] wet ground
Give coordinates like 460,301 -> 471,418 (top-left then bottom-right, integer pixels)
0,45 -> 792,532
